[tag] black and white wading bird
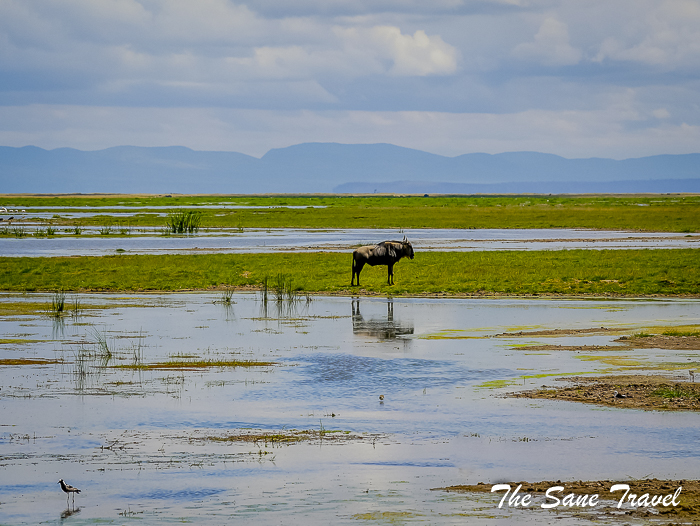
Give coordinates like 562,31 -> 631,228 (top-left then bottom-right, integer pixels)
613,390 -> 632,399
58,479 -> 81,505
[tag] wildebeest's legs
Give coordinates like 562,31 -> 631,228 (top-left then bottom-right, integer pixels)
352,259 -> 365,286
387,263 -> 394,285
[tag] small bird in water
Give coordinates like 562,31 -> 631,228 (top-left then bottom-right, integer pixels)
379,395 -> 384,401
613,390 -> 632,399
58,479 -> 81,505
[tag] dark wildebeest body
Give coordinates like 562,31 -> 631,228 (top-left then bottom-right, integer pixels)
351,237 -> 414,286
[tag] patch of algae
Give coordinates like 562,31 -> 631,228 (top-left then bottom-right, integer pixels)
476,372 -> 591,389
352,511 -> 422,522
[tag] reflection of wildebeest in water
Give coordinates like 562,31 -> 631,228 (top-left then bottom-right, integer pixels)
351,237 -> 414,286
351,299 -> 414,340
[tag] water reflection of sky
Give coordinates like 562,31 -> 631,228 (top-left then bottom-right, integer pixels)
1,293 -> 699,524
1,227 -> 697,257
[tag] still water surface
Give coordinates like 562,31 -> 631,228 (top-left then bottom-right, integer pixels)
0,294 -> 698,524
2,228 -> 697,257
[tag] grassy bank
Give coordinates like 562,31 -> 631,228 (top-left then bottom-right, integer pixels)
1,249 -> 697,296
2,194 -> 698,231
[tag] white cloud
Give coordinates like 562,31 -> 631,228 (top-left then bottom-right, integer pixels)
341,26 -> 459,76
593,0 -> 700,67
512,17 -> 581,66
221,25 -> 458,81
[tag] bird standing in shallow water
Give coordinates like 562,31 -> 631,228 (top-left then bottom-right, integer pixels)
58,479 -> 81,505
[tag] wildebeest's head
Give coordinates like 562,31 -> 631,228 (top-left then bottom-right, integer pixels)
402,236 -> 414,259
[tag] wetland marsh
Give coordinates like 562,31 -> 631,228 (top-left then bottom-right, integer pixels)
1,193 -> 699,525
1,292 -> 700,524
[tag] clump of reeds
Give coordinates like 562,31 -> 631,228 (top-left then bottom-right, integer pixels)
165,210 -> 202,234
89,326 -> 112,364
50,290 -> 66,317
49,290 -> 84,319
258,274 -> 309,317
99,225 -> 113,235
12,227 -> 27,238
35,226 -> 57,237
218,286 -> 235,305
273,274 -> 294,303
70,296 -> 81,319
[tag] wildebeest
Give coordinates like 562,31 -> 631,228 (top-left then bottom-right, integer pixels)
351,237 -> 414,286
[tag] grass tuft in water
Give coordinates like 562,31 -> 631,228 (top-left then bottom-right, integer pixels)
165,210 -> 202,234
89,326 -> 112,364
49,290 -> 66,317
12,226 -> 28,238
217,286 -> 235,305
130,329 -> 145,367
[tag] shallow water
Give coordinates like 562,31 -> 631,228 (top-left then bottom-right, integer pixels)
1,227 -> 697,257
0,293 -> 699,524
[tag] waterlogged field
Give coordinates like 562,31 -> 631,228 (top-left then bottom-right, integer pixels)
1,194 -> 699,231
1,292 -> 699,525
1,194 -> 699,524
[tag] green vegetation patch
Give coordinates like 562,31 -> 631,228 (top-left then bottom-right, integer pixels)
477,371 -> 589,389
651,384 -> 700,400
114,359 -> 276,370
0,249 -> 698,296
663,329 -> 700,337
0,358 -> 62,366
202,429 -> 352,444
0,338 -> 47,345
3,194 -> 699,231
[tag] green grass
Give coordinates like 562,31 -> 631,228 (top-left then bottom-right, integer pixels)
2,195 -> 699,231
0,358 -> 62,366
662,329 -> 700,337
114,359 -> 275,370
0,249 -> 697,296
651,385 -> 700,400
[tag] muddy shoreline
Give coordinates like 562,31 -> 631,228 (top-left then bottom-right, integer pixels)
437,479 -> 700,521
511,374 -> 700,411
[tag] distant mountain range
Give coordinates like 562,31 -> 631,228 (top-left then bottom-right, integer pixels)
0,143 -> 698,194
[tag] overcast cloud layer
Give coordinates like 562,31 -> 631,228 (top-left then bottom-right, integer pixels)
0,0 -> 698,158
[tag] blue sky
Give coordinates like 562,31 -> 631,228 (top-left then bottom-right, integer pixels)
0,0 -> 698,159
